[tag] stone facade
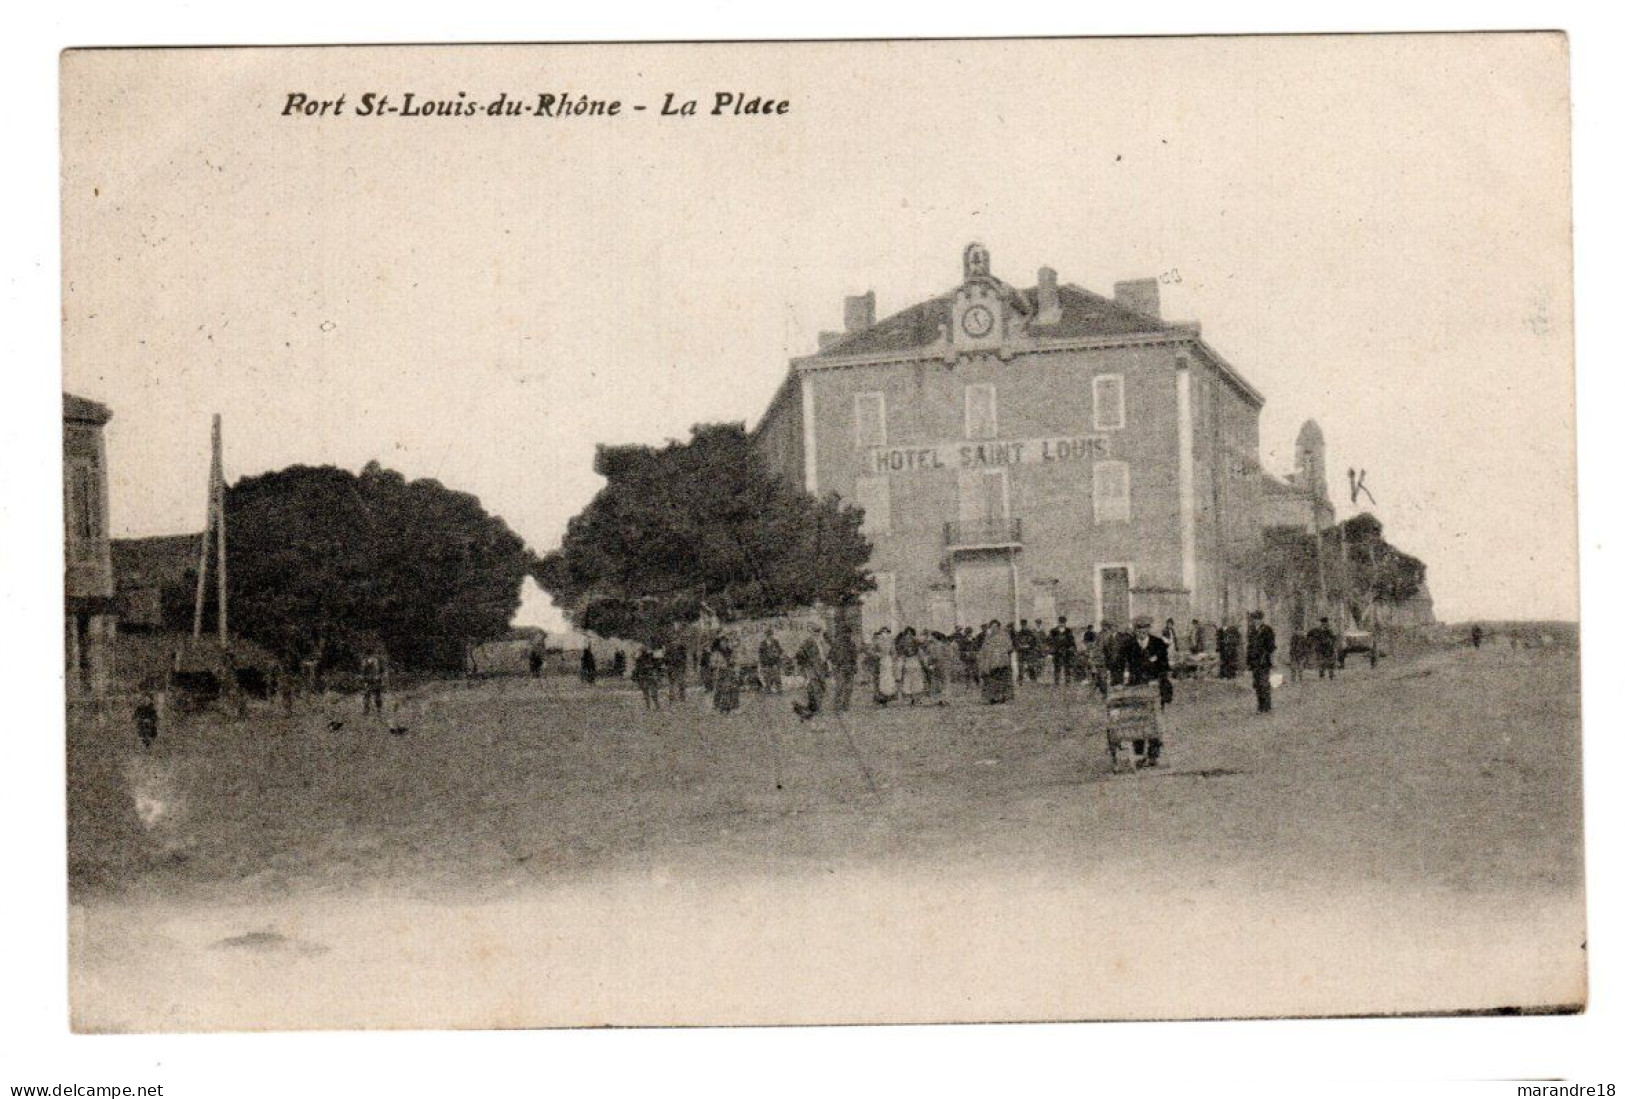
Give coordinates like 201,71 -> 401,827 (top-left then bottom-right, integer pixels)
753,244 -> 1274,638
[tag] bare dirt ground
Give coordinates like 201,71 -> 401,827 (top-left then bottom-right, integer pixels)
66,640 -> 1585,1030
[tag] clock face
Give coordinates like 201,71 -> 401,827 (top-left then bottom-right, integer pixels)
962,304 -> 995,338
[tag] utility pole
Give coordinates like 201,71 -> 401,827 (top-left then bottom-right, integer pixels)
215,414 -> 227,644
191,414 -> 226,643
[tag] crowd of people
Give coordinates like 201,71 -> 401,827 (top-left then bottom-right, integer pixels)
581,610 -> 1331,723
136,610 -> 1356,751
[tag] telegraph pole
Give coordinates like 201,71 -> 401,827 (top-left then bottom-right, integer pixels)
215,415 -> 227,643
191,414 -> 226,642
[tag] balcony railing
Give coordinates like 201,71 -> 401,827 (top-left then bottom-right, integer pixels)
944,518 -> 1023,549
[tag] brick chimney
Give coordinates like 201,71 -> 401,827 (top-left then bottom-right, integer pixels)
1113,278 -> 1161,320
1036,267 -> 1061,324
844,290 -> 876,333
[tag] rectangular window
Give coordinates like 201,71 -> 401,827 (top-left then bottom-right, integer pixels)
1093,374 -> 1126,431
70,462 -> 99,556
958,468 -> 1009,528
853,475 -> 891,536
964,383 -> 997,439
854,391 -> 887,449
1094,461 -> 1131,523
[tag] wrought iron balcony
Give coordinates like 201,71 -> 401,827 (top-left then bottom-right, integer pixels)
944,518 -> 1023,550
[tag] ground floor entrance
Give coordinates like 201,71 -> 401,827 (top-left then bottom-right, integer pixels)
952,554 -> 1017,628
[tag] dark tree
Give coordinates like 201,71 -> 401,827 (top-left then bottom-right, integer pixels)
1243,512 -> 1426,623
536,422 -> 873,643
225,462 -> 540,673
1340,513 -> 1427,606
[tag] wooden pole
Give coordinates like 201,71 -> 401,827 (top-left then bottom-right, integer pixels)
214,414 -> 227,644
191,415 -> 220,639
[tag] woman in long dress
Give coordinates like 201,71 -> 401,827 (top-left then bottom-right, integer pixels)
712,638 -> 740,713
872,627 -> 898,705
977,620 -> 1015,704
896,627 -> 927,705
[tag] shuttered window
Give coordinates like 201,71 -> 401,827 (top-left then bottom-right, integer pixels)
1094,461 -> 1131,523
853,475 -> 891,535
854,391 -> 887,448
964,383 -> 997,439
1093,374 -> 1126,431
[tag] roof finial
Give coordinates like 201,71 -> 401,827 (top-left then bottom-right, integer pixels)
963,241 -> 990,280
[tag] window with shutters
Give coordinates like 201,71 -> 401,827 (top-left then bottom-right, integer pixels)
854,391 -> 887,449
1094,461 -> 1131,523
69,461 -> 100,558
853,475 -> 891,535
1093,374 -> 1126,431
964,383 -> 997,439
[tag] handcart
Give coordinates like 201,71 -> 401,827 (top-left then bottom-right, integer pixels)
1104,685 -> 1165,773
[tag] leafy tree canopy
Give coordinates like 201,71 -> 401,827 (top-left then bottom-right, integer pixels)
536,422 -> 873,644
225,462 -> 540,672
1338,513 -> 1427,606
1244,512 -> 1427,615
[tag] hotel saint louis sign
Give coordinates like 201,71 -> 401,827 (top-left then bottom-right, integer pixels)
866,435 -> 1112,476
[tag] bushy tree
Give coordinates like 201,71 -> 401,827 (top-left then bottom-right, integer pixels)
225,462 -> 540,672
1340,513 -> 1426,606
1244,512 -> 1426,622
536,422 -> 873,643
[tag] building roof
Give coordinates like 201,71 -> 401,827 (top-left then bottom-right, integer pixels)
809,283 -> 1176,360
63,393 -> 112,425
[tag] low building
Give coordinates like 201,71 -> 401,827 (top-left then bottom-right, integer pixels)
112,532 -> 201,632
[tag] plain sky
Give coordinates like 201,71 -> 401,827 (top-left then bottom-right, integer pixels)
60,36 -> 1575,626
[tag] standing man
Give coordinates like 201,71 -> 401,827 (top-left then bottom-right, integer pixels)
758,629 -> 785,695
792,624 -> 829,721
1092,621 -> 1116,695
1289,627 -> 1311,684
828,617 -> 858,712
1216,620 -> 1237,679
1050,617 -> 1077,687
665,635 -> 688,703
633,647 -> 663,710
1246,611 -> 1276,714
1112,617 -> 1173,709
1307,616 -> 1339,680
959,627 -> 980,688
1106,618 -> 1169,764
1014,620 -> 1039,683
1470,624 -> 1484,650
360,647 -> 387,716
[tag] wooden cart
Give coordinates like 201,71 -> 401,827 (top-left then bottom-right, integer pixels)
1104,686 -> 1165,773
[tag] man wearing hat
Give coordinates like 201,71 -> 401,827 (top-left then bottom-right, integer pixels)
1245,610 -> 1277,714
1104,616 -> 1170,766
1110,616 -> 1173,707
